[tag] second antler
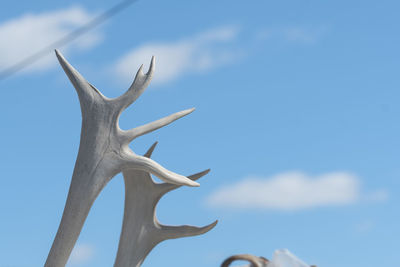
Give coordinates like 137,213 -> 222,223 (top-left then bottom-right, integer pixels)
114,142 -> 217,267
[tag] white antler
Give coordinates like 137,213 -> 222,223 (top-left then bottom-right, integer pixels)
114,142 -> 217,267
45,51 -> 198,267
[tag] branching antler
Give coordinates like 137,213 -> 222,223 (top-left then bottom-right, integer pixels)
45,51 -> 199,267
114,142 -> 218,267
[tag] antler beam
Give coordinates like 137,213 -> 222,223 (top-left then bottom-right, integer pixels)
114,142 -> 217,267
45,51 -> 198,267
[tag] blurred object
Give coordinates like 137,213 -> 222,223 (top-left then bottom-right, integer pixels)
221,249 -> 317,267
268,249 -> 315,267
221,254 -> 269,267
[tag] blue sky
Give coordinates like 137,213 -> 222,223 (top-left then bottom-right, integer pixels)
0,0 -> 399,266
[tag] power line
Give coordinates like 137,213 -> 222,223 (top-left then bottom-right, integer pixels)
0,0 -> 139,81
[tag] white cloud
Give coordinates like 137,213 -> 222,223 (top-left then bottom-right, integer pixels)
114,25 -> 240,86
0,6 -> 103,73
67,243 -> 95,266
206,171 -> 388,211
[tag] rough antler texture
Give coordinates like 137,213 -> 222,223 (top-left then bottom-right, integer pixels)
45,50 -> 198,267
114,142 -> 217,267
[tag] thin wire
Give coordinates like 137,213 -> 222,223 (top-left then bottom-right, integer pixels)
0,0 -> 139,81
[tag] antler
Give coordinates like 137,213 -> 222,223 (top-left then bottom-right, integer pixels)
114,142 -> 217,267
45,51 -> 198,267
221,254 -> 269,267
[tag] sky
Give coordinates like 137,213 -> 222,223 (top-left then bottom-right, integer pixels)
0,0 -> 399,266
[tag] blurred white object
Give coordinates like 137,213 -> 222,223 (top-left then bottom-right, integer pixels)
267,249 -> 310,267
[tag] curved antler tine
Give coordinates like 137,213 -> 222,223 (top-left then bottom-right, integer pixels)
157,169 -> 210,195
121,108 -> 195,144
221,254 -> 269,267
55,50 -> 103,105
116,56 -> 155,112
124,154 -> 199,187
144,142 -> 158,158
158,220 -> 218,241
147,55 -> 155,76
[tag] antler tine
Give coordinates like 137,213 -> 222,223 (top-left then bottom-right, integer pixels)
157,169 -> 210,195
157,220 -> 218,241
142,142 -> 208,193
123,153 -> 200,187
144,141 -> 158,158
55,50 -> 104,107
116,56 -> 155,112
120,108 -> 195,144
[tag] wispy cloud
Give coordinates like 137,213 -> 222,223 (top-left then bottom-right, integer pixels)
257,26 -> 326,44
206,171 -> 388,211
67,243 -> 95,266
114,25 -> 241,86
0,6 -> 103,73
355,220 -> 375,233
365,189 -> 389,202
